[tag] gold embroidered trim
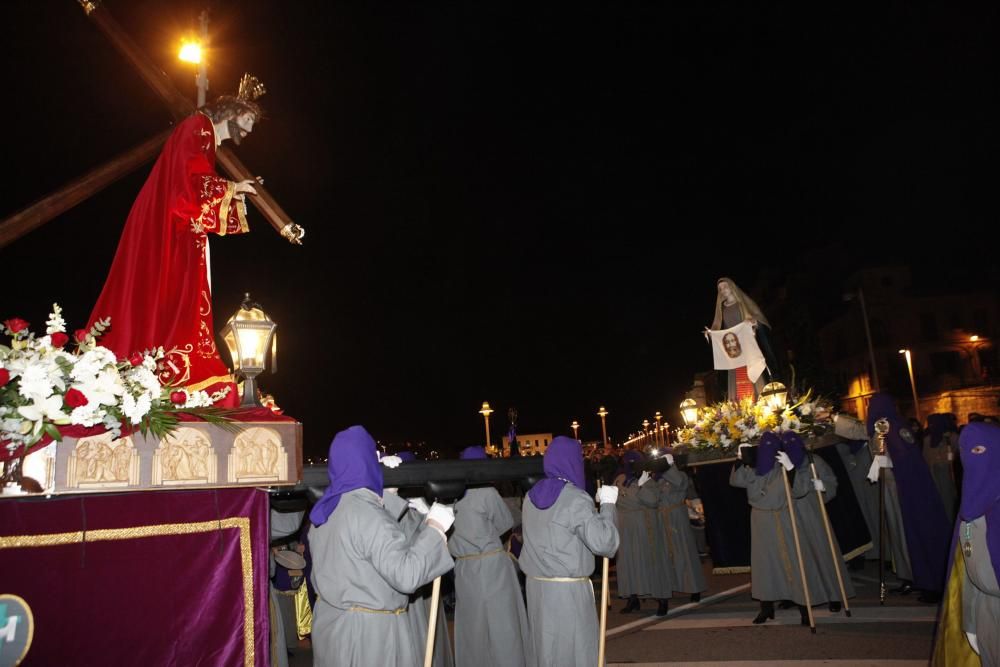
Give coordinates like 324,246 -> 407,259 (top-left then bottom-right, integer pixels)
0,517 -> 255,667
348,605 -> 407,615
187,373 -> 236,392
530,575 -> 590,583
219,182 -> 235,235
456,548 -> 504,561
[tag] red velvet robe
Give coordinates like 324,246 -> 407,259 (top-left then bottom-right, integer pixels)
89,113 -> 247,405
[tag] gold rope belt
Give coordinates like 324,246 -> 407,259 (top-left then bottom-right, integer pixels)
348,605 -> 407,615
530,576 -> 590,583
456,548 -> 504,560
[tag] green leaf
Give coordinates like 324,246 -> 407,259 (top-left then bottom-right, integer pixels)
43,422 -> 63,442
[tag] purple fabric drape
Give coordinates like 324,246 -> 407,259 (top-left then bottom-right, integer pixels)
309,425 -> 384,527
528,436 -> 585,510
0,488 -> 269,666
780,431 -> 806,467
867,393 -> 950,592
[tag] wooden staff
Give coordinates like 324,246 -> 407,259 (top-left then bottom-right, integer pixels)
779,462 -> 815,633
423,576 -> 442,667
806,450 -> 851,617
597,480 -> 611,667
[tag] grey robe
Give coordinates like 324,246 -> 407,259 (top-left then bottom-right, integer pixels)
960,516 -> 1000,665
615,475 -> 672,598
654,466 -> 707,594
835,441 -> 881,560
521,485 -> 619,667
924,433 -> 958,521
793,457 -> 856,604
400,503 -> 454,667
310,488 -> 454,667
450,487 -> 533,667
730,464 -> 832,605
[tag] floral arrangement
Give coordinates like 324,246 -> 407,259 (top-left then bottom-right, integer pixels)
0,304 -> 234,460
676,390 -> 833,453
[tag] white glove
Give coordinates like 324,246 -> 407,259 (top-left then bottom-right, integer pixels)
967,632 -> 980,655
813,478 -> 826,493
408,497 -> 430,515
380,455 -> 402,469
866,455 -> 892,483
664,453 -> 675,466
637,471 -> 651,487
426,503 -> 455,534
775,451 -> 794,471
595,485 -> 619,505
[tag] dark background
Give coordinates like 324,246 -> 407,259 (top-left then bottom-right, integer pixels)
4,1 -> 998,458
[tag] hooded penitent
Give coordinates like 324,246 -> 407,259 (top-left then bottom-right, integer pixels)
309,425 -> 384,527
527,436 -> 585,510
867,393 -> 950,592
459,446 -> 488,460
958,421 -> 1000,585
756,431 -> 782,476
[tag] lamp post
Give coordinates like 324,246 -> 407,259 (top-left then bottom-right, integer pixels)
844,287 -> 880,393
898,349 -> 921,423
479,401 -> 494,455
654,411 -> 662,446
220,293 -> 277,407
597,406 -> 609,453
571,420 -> 580,440
642,419 -> 650,448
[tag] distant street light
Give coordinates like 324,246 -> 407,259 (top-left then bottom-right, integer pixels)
642,419 -> 650,447
479,401 -> 494,456
178,10 -> 210,107
597,406 -> 610,453
654,411 -> 663,446
571,420 -> 580,440
898,349 -> 921,423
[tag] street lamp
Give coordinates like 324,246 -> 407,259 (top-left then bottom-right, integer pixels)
642,419 -> 650,447
597,406 -> 609,453
898,349 -> 921,423
479,401 -> 494,455
680,398 -> 699,427
220,293 -> 277,407
571,420 -> 580,440
654,411 -> 662,446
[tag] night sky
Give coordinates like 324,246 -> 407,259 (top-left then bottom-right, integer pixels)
5,1 -> 998,459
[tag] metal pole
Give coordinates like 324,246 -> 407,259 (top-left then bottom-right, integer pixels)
872,418 -> 890,605
857,288 -> 880,393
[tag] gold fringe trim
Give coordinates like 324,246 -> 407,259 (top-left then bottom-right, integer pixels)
0,518 -> 255,667
712,566 -> 751,574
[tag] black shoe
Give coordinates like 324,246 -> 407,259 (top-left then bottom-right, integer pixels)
621,595 -> 640,614
890,582 -> 913,595
690,592 -> 702,603
829,601 -> 842,613
752,601 -> 775,624
656,599 -> 669,616
918,591 -> 941,604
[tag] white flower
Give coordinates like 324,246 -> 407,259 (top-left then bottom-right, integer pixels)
70,404 -> 106,428
45,304 -> 66,335
17,364 -> 57,400
17,394 -> 69,423
121,393 -> 152,424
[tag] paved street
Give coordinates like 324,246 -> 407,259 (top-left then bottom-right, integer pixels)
289,557 -> 938,665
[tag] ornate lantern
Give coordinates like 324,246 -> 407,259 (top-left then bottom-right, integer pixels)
679,398 -> 699,426
760,381 -> 788,412
220,293 -> 277,407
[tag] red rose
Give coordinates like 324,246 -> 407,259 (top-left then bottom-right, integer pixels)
0,368 -> 9,387
170,390 -> 187,405
50,332 -> 69,348
65,388 -> 89,408
74,329 -> 89,343
128,352 -> 144,366
4,318 -> 29,333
